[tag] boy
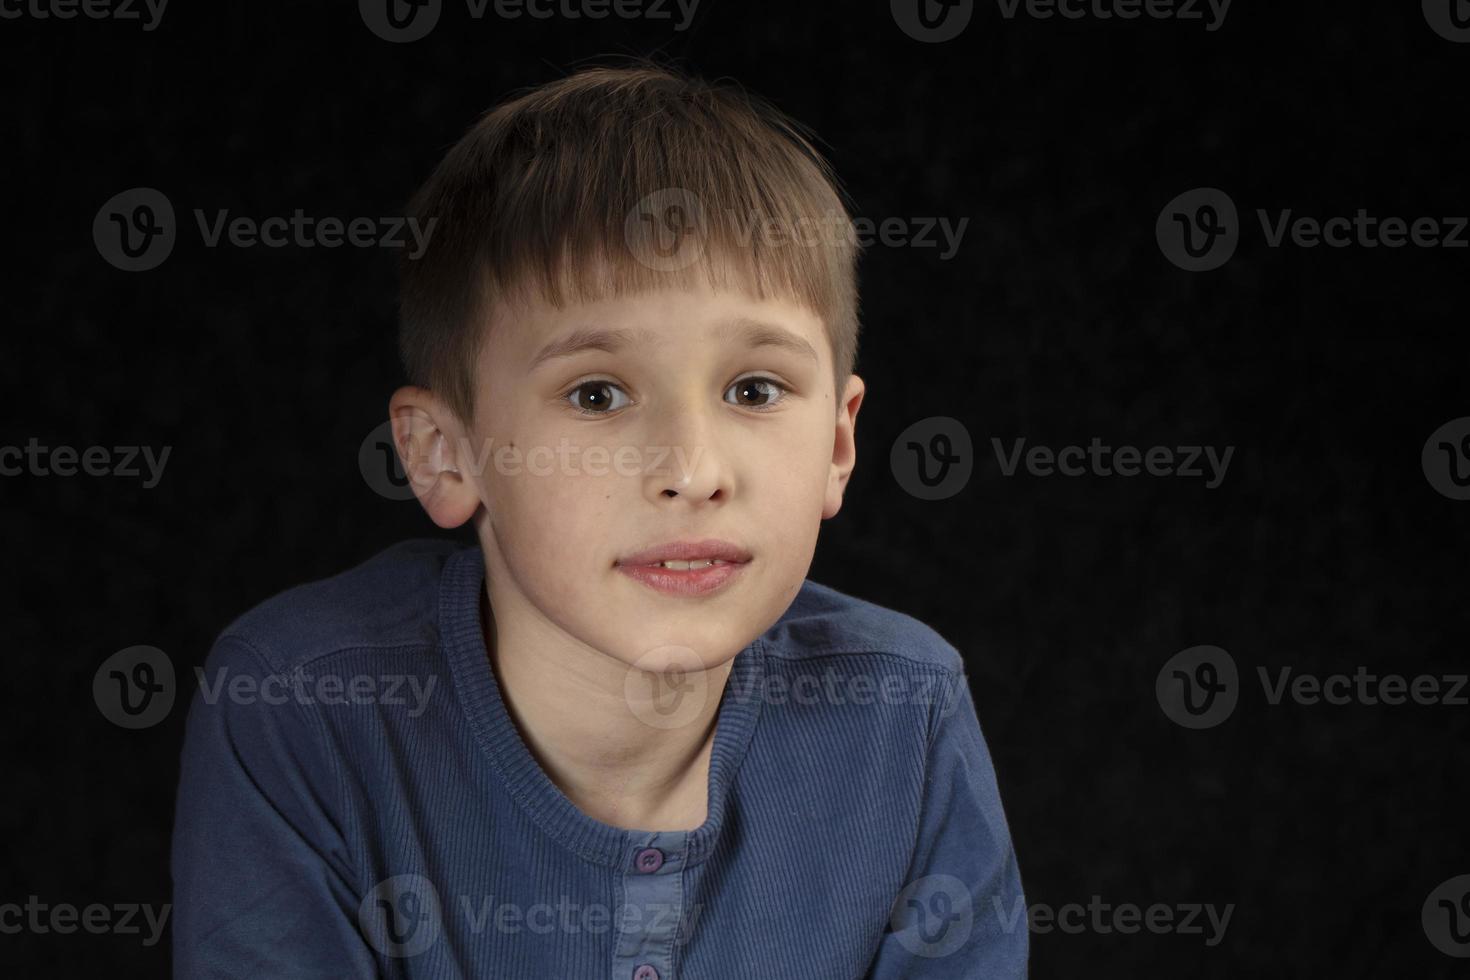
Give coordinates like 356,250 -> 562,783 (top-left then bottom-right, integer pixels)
171,61 -> 1027,978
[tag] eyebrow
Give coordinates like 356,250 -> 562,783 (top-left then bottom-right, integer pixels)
528,317 -> 820,370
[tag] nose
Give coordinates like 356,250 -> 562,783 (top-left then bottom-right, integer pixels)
643,395 -> 732,504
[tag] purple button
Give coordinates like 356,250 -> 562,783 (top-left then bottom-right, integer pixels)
632,966 -> 660,980
633,847 -> 664,874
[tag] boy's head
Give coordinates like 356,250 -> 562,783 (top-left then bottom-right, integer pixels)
389,61 -> 866,675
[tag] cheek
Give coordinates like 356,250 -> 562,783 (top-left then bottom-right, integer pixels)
768,428 -> 833,501
496,465 -> 618,559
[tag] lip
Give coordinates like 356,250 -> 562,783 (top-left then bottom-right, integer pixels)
614,538 -> 753,598
615,538 -> 753,567
616,559 -> 750,597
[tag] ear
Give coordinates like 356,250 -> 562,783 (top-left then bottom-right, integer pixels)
387,386 -> 482,529
823,373 -> 866,520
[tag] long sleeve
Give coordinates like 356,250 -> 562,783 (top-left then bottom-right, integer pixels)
865,669 -> 1029,978
170,634 -> 377,979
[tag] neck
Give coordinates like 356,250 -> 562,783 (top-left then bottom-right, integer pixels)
478,582 -> 731,831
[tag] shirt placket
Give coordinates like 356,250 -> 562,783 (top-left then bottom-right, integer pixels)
611,830 -> 689,980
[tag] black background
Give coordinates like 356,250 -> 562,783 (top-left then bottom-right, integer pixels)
2,0 -> 1467,976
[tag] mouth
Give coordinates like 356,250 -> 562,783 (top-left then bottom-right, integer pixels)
614,539 -> 753,596
615,538 -> 753,568
633,558 -> 738,570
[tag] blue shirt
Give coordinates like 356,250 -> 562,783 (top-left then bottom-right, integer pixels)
171,539 -> 1027,978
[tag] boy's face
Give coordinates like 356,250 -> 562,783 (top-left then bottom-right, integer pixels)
399,278 -> 864,675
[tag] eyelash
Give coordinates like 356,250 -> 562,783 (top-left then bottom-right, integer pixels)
562,376 -> 791,417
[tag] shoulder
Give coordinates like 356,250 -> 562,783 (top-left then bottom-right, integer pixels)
759,578 -> 964,676
212,537 -> 467,674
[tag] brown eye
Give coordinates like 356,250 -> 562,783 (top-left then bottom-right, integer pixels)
725,377 -> 787,410
566,381 -> 629,415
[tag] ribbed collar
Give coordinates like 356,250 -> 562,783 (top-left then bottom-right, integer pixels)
439,544 -> 766,869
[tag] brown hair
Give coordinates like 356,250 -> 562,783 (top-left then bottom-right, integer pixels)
396,58 -> 863,426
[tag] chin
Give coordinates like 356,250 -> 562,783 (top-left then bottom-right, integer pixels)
616,634 -> 745,674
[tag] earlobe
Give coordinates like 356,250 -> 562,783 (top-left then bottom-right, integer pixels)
387,386 -> 481,529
